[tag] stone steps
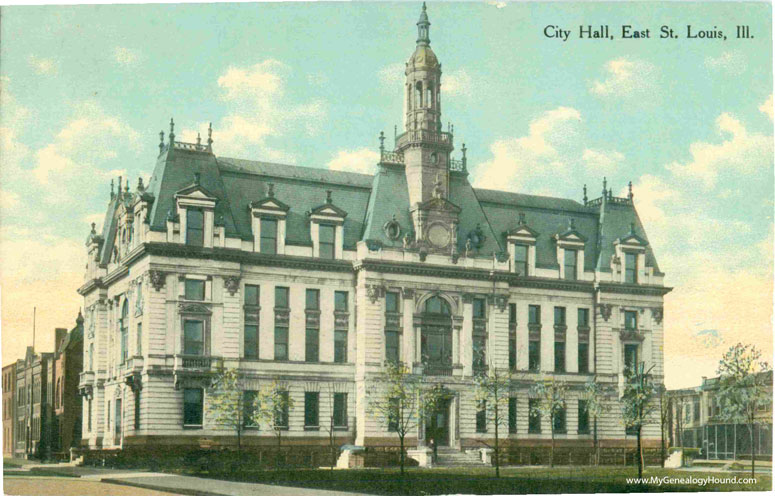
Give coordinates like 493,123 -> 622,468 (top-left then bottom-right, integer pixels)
435,448 -> 485,467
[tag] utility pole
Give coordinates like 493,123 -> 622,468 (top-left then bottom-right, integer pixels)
32,307 -> 36,352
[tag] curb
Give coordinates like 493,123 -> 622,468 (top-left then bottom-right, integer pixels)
100,478 -> 230,496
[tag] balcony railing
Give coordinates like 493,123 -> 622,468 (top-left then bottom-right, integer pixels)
380,150 -> 404,165
450,158 -> 467,172
422,363 -> 453,376
174,354 -> 222,370
396,130 -> 453,149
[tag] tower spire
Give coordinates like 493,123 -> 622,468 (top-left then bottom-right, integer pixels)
417,2 -> 430,46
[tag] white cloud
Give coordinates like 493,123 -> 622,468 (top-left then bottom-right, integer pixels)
473,106 -> 582,190
582,148 -> 624,175
183,60 -> 326,162
666,112 -> 773,189
443,70 -> 474,99
27,55 -> 57,75
113,47 -> 140,67
589,58 -> 656,97
0,190 -> 19,209
705,50 -> 747,73
760,94 -> 773,121
326,148 -> 379,175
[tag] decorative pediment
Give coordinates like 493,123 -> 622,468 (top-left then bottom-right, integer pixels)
309,191 -> 347,219
505,213 -> 538,240
250,196 -> 290,213
178,303 -> 212,315
615,223 -> 648,247
175,184 -> 217,201
417,196 -> 461,214
554,218 -> 587,244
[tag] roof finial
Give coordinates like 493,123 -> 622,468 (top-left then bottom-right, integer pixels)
518,212 -> 526,225
267,183 -> 275,198
159,130 -> 165,153
417,1 -> 430,46
207,122 -> 213,148
137,177 -> 144,192
124,179 -> 129,194
630,222 -> 636,234
461,143 -> 467,171
90,222 -> 96,234
117,176 -> 123,198
194,172 -> 201,185
609,188 -> 613,199
379,131 -> 385,153
569,218 -> 575,230
602,176 -> 607,196
196,132 -> 202,146
628,180 -> 633,201
169,118 -> 175,143
583,184 -> 588,205
326,190 -> 333,204
110,179 -> 115,199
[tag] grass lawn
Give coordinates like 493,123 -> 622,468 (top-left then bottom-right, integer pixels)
190,466 -> 772,495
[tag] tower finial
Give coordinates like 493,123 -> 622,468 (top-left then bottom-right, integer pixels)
196,132 -> 202,146
583,184 -> 588,205
110,179 -> 115,199
417,1 -> 430,46
159,130 -> 165,153
169,118 -> 175,143
602,177 -> 607,196
267,183 -> 275,198
628,180 -> 633,201
326,190 -> 333,204
207,122 -> 213,148
379,131 -> 385,153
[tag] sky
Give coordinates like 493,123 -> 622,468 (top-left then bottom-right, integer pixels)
0,1 -> 772,389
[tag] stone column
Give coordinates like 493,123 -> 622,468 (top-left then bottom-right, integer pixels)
402,289 -> 415,366
461,294 -> 474,376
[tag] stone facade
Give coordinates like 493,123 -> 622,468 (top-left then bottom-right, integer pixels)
78,5 -> 670,457
3,363 -> 16,457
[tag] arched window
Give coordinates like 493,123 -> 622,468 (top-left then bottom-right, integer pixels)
120,300 -> 129,363
415,81 -> 423,109
424,295 -> 451,316
427,83 -> 434,109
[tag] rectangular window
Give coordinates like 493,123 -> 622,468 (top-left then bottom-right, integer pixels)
625,252 -> 637,283
244,284 -> 260,359
319,224 -> 336,259
529,340 -> 540,372
473,335 -> 487,371
136,323 -> 142,356
528,399 -> 541,433
334,330 -> 347,363
185,279 -> 205,301
183,388 -> 203,427
244,324 -> 258,359
305,328 -> 319,362
385,292 -> 400,363
385,292 -> 399,313
134,392 -> 141,430
578,342 -> 589,374
514,244 -> 529,276
186,208 -> 204,247
304,392 -> 319,428
385,331 -> 399,363
305,289 -> 320,310
693,399 -> 700,422
554,306 -> 566,326
528,305 -> 541,325
624,344 -> 639,373
387,397 -> 399,432
274,391 -> 289,428
578,308 -> 589,328
553,406 -> 566,433
508,397 -> 517,434
473,298 -> 486,319
334,393 -> 348,428
260,218 -> 278,254
564,249 -> 577,280
508,303 -> 517,370
88,399 -> 92,432
274,326 -> 289,361
578,400 -> 590,434
243,391 -> 258,428
335,291 -> 348,312
245,284 -> 260,306
121,326 -> 128,363
183,320 -> 204,355
476,400 -> 487,433
624,310 -> 638,330
554,341 -> 566,373
275,286 -> 289,309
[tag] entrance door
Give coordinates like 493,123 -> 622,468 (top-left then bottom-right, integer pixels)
426,398 -> 450,447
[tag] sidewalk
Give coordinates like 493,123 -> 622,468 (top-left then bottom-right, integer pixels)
4,462 -> 370,496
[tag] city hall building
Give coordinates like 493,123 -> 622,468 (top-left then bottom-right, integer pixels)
78,5 -> 670,462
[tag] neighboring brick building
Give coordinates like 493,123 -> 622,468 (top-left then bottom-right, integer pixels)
14,347 -> 54,459
53,312 -> 85,455
3,363 -> 16,457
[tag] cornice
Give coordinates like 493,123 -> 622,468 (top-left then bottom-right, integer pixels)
354,259 -> 512,283
77,278 -> 106,296
597,282 -> 672,296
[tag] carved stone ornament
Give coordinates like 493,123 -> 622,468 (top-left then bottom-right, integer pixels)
495,251 -> 510,263
224,276 -> 241,296
462,293 -> 474,304
467,223 -> 487,249
149,270 -> 166,291
366,284 -> 385,304
383,215 -> 402,241
79,384 -> 93,399
495,295 -> 508,313
598,303 -> 613,322
402,288 -> 415,300
652,306 -> 664,324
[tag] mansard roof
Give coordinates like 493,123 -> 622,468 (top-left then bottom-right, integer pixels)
113,145 -> 660,274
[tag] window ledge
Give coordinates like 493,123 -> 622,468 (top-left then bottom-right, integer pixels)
304,426 -> 320,431
274,426 -> 289,431
333,426 -> 349,431
183,424 -> 203,430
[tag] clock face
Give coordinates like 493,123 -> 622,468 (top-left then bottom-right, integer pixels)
428,223 -> 450,248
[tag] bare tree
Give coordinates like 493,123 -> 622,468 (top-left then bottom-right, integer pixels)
367,361 -> 443,475
529,376 -> 568,467
208,367 -> 267,456
323,383 -> 341,471
716,343 -> 772,477
261,381 -> 294,468
473,361 -> 512,477
621,363 -> 658,479
658,386 -> 670,467
581,379 -> 608,465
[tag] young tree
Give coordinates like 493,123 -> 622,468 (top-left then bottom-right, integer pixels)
716,343 -> 772,477
621,363 -> 658,479
208,367 -> 268,456
323,383 -> 341,471
367,361 -> 443,475
529,376 -> 568,467
658,386 -> 670,467
473,362 -> 512,477
264,381 -> 294,460
581,379 -> 609,465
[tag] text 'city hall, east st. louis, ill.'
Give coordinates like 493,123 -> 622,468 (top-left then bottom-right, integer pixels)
75,4 -> 669,466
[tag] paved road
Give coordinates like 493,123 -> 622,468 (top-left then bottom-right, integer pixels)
3,476 -> 181,496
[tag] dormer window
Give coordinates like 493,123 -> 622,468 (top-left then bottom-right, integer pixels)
514,244 -> 529,276
506,213 -> 538,276
186,208 -> 204,247
613,223 -> 649,284
564,249 -> 577,281
554,218 -> 586,281
260,218 -> 278,254
250,183 -> 289,255
319,225 -> 336,259
625,252 -> 637,283
308,190 -> 347,260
